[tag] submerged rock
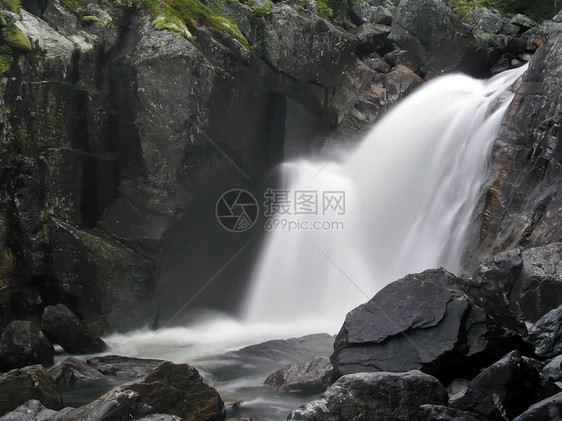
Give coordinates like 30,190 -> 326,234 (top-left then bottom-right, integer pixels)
287,370 -> 448,420
87,355 -> 166,379
264,356 -> 333,393
0,365 -> 63,416
41,304 -> 106,354
0,320 -> 54,370
331,268 -> 529,382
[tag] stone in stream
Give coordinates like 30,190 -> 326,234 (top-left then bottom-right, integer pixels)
48,357 -> 105,387
0,320 -> 54,370
0,365 -> 63,416
40,304 -> 107,354
264,356 -> 333,393
287,370 -> 448,420
87,355 -> 166,379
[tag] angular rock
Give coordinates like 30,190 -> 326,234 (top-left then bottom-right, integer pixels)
509,14 -> 537,32
264,356 -> 333,393
48,357 -> 105,387
513,392 -> 562,421
0,365 -> 63,416
389,0 -> 490,77
0,320 -> 54,370
41,304 -> 106,354
372,6 -> 393,25
87,355 -> 166,379
464,243 -> 562,325
331,269 -> 528,382
122,361 -> 226,421
417,404 -> 484,421
529,305 -> 562,358
355,23 -> 392,54
543,355 -> 562,382
449,351 -> 542,421
463,7 -> 505,39
0,399 -> 58,421
349,0 -> 374,25
287,370 -> 448,420
262,4 -> 356,86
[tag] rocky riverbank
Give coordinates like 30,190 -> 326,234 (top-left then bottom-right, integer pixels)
0,0 -> 560,419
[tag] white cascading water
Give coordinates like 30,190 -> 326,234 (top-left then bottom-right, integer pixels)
242,64 -> 529,331
95,66 -> 528,420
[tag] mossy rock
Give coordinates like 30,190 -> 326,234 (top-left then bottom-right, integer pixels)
152,14 -> 193,38
0,45 -> 11,73
0,0 -> 19,13
2,24 -> 31,52
82,15 -> 105,24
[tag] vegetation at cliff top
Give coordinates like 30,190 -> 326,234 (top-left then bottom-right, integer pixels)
450,0 -> 559,22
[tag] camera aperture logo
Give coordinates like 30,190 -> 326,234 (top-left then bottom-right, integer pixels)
216,189 -> 259,232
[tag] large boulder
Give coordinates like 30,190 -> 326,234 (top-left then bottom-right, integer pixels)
122,361 -> 226,421
331,269 -> 529,382
543,355 -> 562,382
287,370 -> 448,420
264,356 -> 333,393
261,4 -> 356,86
417,404 -> 484,421
40,304 -> 106,354
528,304 -> 562,358
0,365 -> 63,416
0,320 -> 54,370
449,351 -> 542,421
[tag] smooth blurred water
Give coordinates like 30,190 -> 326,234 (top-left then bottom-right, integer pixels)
75,66 -> 529,420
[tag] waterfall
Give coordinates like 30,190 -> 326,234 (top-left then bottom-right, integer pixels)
242,65 -> 528,331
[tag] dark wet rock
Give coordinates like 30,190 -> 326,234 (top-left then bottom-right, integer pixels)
122,361 -> 226,421
262,4 -> 356,86
0,365 -> 63,416
0,320 -> 54,370
0,399 -> 58,421
417,404 -> 484,421
87,355 -> 165,380
449,351 -> 542,421
512,392 -> 562,421
529,305 -> 562,358
463,243 -> 562,325
40,304 -> 106,354
287,370 -> 448,420
364,54 -> 391,73
478,29 -> 562,259
355,23 -> 392,54
389,0 -> 490,77
230,333 -> 334,365
331,269 -> 529,382
349,0 -> 374,25
48,357 -> 105,387
372,5 -> 393,25
136,415 -> 183,421
543,355 -> 562,382
264,356 -> 333,393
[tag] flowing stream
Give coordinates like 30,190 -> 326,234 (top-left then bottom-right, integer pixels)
64,65 -> 528,420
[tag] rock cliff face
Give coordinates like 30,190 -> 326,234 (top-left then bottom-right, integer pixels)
478,24 -> 562,260
0,0 -> 558,334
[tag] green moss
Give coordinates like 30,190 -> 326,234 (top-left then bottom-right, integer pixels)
251,0 -> 271,15
82,15 -> 105,24
0,0 -> 20,13
0,12 -> 7,27
137,0 -> 248,46
449,0 -> 557,22
316,0 -> 332,19
0,45 -> 11,74
60,0 -> 87,15
2,23 -> 31,52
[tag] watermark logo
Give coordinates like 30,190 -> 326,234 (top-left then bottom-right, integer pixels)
215,189 -> 259,232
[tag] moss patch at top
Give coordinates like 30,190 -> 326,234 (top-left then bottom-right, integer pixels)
137,0 -> 248,46
0,0 -> 20,13
2,23 -> 31,52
